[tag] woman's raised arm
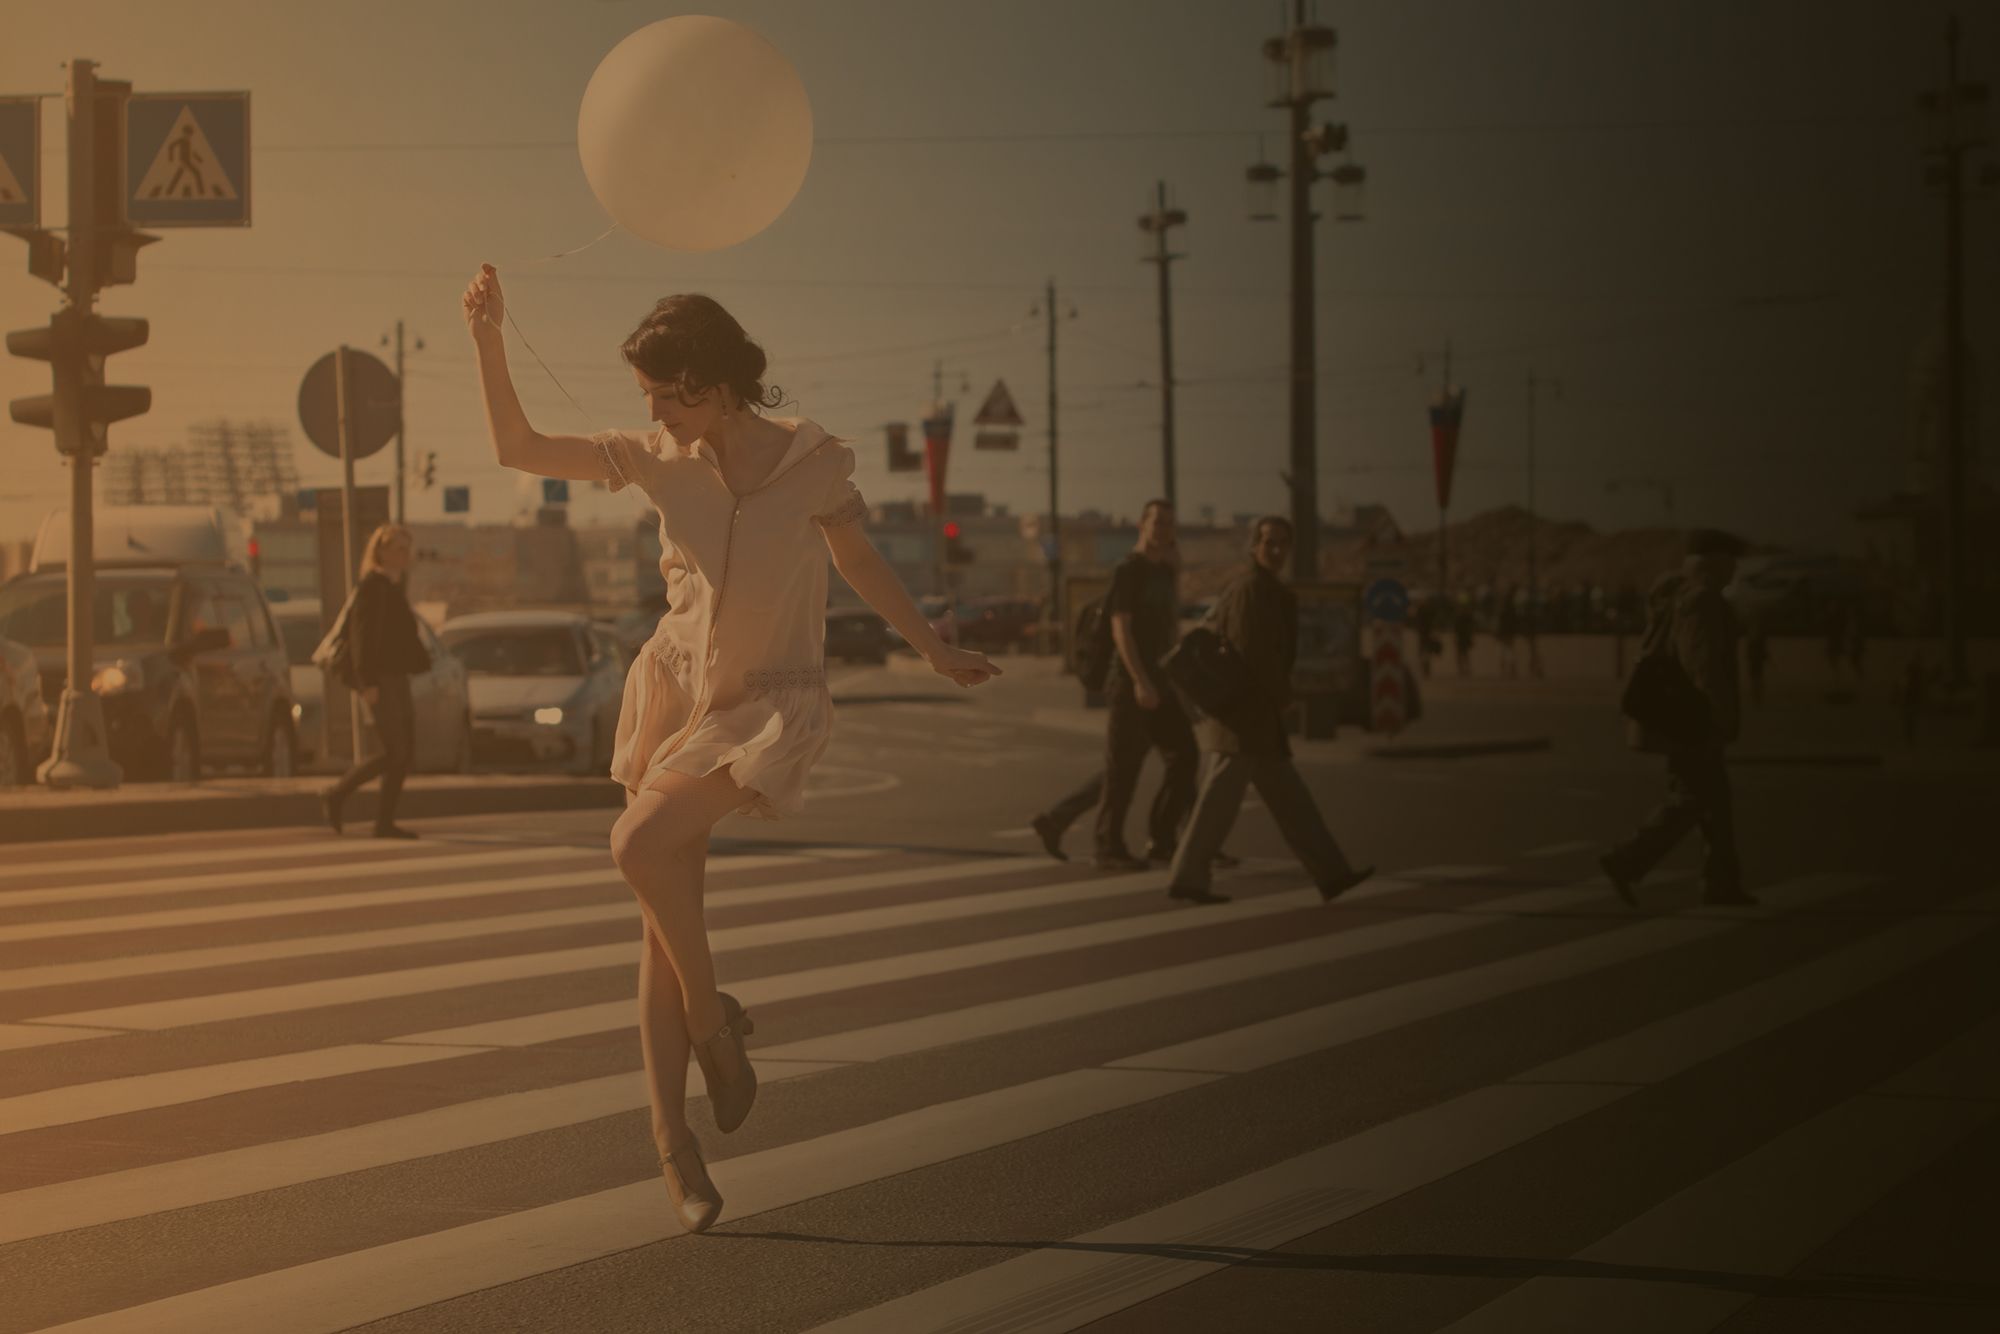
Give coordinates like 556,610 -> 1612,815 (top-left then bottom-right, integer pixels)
463,264 -> 616,482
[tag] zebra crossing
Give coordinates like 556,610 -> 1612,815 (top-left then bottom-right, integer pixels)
0,825 -> 1993,1332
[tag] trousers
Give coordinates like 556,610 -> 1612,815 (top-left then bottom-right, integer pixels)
1094,681 -> 1198,858
329,672 -> 415,828
1168,749 -> 1355,893
1605,745 -> 1740,897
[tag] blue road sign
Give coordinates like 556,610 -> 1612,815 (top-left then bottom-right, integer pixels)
125,92 -> 250,227
1364,578 -> 1410,624
542,479 -> 569,505
443,486 -> 470,514
297,488 -> 319,511
0,97 -> 40,228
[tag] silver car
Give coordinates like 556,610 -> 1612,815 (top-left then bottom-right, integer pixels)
269,597 -> 473,773
441,610 -> 624,776
0,635 -> 53,786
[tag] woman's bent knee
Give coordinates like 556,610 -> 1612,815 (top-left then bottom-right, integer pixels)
610,800 -> 701,880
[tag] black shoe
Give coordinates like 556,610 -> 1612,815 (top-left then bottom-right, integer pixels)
1702,888 -> 1758,907
1094,851 -> 1148,872
1317,865 -> 1375,903
1030,814 -> 1069,863
372,824 -> 419,840
1599,854 -> 1638,907
320,788 -> 345,836
1167,885 -> 1232,905
1211,849 -> 1242,870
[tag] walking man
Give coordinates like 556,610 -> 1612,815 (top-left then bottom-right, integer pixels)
1091,499 -> 1199,871
1165,516 -> 1372,905
1601,529 -> 1753,906
1030,768 -> 1237,869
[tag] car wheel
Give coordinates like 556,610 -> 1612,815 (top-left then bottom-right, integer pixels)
167,713 -> 201,783
0,715 -> 26,787
262,715 -> 297,778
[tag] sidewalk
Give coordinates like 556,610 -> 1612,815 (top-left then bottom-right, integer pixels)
0,773 -> 622,845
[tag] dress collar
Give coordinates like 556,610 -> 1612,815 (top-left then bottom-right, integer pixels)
666,418 -> 842,493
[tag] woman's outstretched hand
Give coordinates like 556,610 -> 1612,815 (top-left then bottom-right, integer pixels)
462,263 -> 505,338
927,643 -> 1002,688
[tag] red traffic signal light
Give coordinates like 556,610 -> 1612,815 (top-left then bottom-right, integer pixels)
942,521 -> 962,539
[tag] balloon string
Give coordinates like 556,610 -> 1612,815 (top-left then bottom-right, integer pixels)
488,222 -> 624,429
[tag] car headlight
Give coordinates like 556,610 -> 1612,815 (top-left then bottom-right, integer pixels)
291,702 -> 304,722
90,662 -> 141,695
533,706 -> 564,726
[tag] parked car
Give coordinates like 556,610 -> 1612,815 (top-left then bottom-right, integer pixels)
441,610 -> 624,775
0,564 -> 296,781
824,606 -> 891,664
0,635 -> 53,785
954,596 -> 1043,653
269,597 -> 473,772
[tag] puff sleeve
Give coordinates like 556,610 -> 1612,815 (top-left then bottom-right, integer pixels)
811,442 -> 868,528
588,429 -> 647,494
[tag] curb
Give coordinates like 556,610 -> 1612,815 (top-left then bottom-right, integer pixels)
1363,736 -> 1553,760
0,776 -> 625,845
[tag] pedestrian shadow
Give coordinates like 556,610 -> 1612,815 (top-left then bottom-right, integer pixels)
710,1231 -> 1997,1305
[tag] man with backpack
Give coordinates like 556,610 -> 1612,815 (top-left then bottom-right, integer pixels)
1601,528 -> 1752,906
1164,516 -> 1372,905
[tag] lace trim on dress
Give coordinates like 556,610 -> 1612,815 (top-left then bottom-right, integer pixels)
813,491 -> 868,528
591,433 -> 630,494
743,665 -> 827,697
645,635 -> 693,684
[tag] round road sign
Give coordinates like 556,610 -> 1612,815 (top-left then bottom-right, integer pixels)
298,349 -> 401,461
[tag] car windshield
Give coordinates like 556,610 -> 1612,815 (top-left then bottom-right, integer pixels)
277,617 -> 323,667
442,627 -> 583,677
0,575 -> 175,649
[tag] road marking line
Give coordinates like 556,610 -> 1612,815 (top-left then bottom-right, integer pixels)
1524,840 -> 1595,859
1440,1092 -> 1998,1333
31,873 -> 1892,1334
0,837 -> 397,885
0,1022 -> 129,1052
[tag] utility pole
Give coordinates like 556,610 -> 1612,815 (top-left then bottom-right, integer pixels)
381,320 -> 424,523
1043,278 -> 1063,645
1249,3 -> 1366,583
1921,15 -> 1994,688
1138,181 -> 1187,508
1525,370 -> 1561,680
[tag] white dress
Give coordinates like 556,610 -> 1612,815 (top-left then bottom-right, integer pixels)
590,418 -> 867,819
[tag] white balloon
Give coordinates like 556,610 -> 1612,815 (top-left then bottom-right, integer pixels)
578,16 -> 813,252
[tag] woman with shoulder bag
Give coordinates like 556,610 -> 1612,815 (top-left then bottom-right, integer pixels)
321,523 -> 430,839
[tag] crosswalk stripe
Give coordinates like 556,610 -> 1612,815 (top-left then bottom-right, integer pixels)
31,871 -> 1889,1334
0,1022 -> 128,1052
0,862 -> 1139,992
0,845 -> 601,910
1439,1088 -> 1997,1331
0,879 -> 1615,1232
0,837 -> 394,885
1523,840 -> 1596,859
0,847 -> 1002,945
803,1083 -> 1631,1334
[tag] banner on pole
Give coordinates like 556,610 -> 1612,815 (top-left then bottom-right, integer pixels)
1428,387 -> 1466,511
885,421 -> 921,473
922,403 -> 954,516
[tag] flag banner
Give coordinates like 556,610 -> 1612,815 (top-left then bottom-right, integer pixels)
886,421 -> 921,472
1429,388 -> 1466,511
923,403 -> 954,517
974,430 -> 1019,451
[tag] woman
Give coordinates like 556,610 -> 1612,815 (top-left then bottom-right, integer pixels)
462,264 -> 999,1233
321,523 -> 430,840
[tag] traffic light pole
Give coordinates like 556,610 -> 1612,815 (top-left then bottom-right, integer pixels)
39,58 -> 121,789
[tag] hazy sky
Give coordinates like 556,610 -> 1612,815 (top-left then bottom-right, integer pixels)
1,0 -> 1993,552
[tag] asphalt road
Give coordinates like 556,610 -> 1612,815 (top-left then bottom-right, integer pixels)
1,662 -> 1994,1332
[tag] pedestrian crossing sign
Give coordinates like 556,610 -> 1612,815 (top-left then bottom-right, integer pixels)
0,97 -> 40,228
124,92 -> 250,227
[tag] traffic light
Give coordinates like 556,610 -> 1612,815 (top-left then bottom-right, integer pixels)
7,307 -> 152,456
85,78 -> 159,290
422,451 -> 438,489
942,520 -> 973,565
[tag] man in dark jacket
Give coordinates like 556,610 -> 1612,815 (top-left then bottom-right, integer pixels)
1601,528 -> 1750,905
1163,516 -> 1372,905
1091,499 -> 1200,870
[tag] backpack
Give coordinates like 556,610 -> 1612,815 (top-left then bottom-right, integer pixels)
1619,601 -> 1710,748
1075,595 -> 1115,692
1158,625 -> 1248,718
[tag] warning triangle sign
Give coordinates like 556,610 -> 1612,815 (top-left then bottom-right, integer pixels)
973,379 -> 1025,428
0,150 -> 24,204
134,106 -> 239,202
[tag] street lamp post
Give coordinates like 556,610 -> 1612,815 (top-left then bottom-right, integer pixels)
1137,181 -> 1187,508
1525,371 -> 1561,679
1247,2 -> 1365,583
380,321 -> 425,524
1920,15 -> 1994,688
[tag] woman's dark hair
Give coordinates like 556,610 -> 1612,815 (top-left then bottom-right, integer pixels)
620,294 -> 783,411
